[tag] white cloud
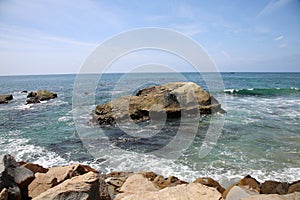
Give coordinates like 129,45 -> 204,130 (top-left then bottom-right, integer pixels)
274,35 -> 284,41
170,23 -> 207,36
257,0 -> 293,18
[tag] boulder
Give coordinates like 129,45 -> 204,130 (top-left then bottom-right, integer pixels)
238,175 -> 260,192
118,174 -> 159,194
261,180 -> 289,194
26,90 -> 57,104
28,163 -> 97,198
193,177 -> 225,193
115,182 -> 221,200
241,192 -> 300,200
225,186 -> 259,200
105,171 -> 133,198
0,155 -> 34,200
32,172 -> 111,200
152,175 -> 187,189
21,163 -> 48,174
0,95 -> 13,104
287,180 -> 300,194
93,82 -> 225,125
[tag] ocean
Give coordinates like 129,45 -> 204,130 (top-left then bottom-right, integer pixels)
0,72 -> 299,187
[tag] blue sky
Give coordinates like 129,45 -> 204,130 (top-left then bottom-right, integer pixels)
0,0 -> 299,75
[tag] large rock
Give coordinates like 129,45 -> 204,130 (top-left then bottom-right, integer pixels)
0,154 -> 34,200
26,90 -> 57,104
193,177 -> 225,193
225,186 -> 259,200
261,180 -> 289,194
288,180 -> 300,194
28,163 -> 97,198
93,82 -> 225,125
0,94 -> 13,104
32,172 -> 111,200
115,181 -> 221,200
153,175 -> 187,189
242,192 -> 300,200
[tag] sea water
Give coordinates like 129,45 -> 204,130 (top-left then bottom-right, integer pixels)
0,72 -> 299,187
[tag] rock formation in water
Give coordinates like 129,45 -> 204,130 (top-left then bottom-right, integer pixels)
26,90 -> 57,104
0,94 -> 13,104
92,82 -> 226,126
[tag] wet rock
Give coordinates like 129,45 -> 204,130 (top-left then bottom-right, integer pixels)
93,82 -> 225,125
0,94 -> 13,104
26,90 -> 57,104
261,180 -> 289,194
28,163 -> 97,198
287,180 -> 300,194
32,172 -> 111,200
193,177 -> 225,193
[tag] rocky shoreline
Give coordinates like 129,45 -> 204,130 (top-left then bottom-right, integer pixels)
1,155 -> 299,200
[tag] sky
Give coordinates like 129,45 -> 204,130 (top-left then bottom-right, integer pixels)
0,0 -> 299,75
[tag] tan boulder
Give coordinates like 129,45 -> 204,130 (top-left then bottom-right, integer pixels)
32,172 -> 111,200
21,162 -> 48,174
241,192 -> 300,200
194,177 -> 225,193
225,186 -> 260,200
28,163 -> 98,198
93,82 -> 225,125
239,175 -> 260,192
115,182 -> 221,200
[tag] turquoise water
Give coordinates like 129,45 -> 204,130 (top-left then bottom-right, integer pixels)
0,72 -> 299,186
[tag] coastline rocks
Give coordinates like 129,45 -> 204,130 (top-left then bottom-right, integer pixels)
0,94 -> 13,104
93,82 -> 225,125
26,90 -> 57,104
32,172 -> 111,200
28,163 -> 97,198
114,174 -> 221,200
194,177 -> 225,193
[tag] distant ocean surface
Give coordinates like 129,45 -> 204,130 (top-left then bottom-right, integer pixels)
0,72 -> 299,186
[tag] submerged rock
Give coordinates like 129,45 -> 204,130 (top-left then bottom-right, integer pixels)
93,82 -> 225,125
26,90 -> 57,104
0,94 -> 13,104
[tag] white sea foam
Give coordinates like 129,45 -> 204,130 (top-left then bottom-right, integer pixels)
0,136 -> 69,168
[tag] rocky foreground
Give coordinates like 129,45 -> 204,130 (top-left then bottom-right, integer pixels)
0,155 -> 299,200
93,82 -> 226,126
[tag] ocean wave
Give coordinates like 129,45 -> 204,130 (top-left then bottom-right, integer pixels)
224,87 -> 299,96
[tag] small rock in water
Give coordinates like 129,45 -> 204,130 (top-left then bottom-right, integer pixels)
0,94 -> 13,104
26,90 -> 57,104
